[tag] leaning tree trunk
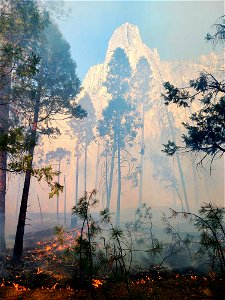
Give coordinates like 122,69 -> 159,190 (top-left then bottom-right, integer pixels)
138,104 -> 145,208
0,73 -> 11,253
166,108 -> 190,212
156,65 -> 189,212
13,93 -> 40,261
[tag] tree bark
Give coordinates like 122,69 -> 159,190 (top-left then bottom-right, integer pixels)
0,151 -> 7,252
0,73 -> 11,253
13,94 -> 40,261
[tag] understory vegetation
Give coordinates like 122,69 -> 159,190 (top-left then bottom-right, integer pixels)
0,192 -> 224,299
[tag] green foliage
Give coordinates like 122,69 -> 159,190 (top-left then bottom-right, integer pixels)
0,0 -> 49,82
162,140 -> 178,156
162,17 -> 225,166
72,190 -> 101,282
104,47 -> 131,98
134,204 -> 163,257
171,203 -> 225,275
0,127 -> 25,153
7,155 -> 63,198
69,93 -> 96,153
205,15 -> 225,44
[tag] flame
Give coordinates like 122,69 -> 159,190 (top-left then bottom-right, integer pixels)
45,246 -> 52,251
13,283 -> 27,291
37,267 -> 44,274
135,276 -> 152,285
136,279 -> 146,284
92,279 -> 103,288
51,283 -> 58,290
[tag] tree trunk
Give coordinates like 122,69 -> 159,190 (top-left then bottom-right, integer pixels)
166,109 -> 190,212
64,175 -> 67,226
13,94 -> 40,261
0,73 -> 11,253
116,124 -> 121,227
56,158 -> 61,223
16,176 -> 21,218
105,143 -> 109,208
192,163 -> 199,210
84,140 -> 87,193
75,139 -> 80,205
138,104 -> 145,207
107,141 -> 116,210
0,152 -> 7,252
37,195 -> 43,224
95,140 -> 100,191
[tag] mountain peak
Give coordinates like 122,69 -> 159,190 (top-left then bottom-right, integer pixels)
107,23 -> 143,53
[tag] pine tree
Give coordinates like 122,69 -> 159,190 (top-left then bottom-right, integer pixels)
98,48 -> 141,225
0,0 -> 48,253
13,21 -> 86,261
131,57 -> 152,207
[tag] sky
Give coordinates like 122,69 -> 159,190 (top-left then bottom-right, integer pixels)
54,1 -> 224,80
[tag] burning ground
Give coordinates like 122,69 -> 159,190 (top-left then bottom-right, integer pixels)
0,229 -> 224,300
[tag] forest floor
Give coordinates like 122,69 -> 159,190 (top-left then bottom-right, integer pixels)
0,233 -> 224,299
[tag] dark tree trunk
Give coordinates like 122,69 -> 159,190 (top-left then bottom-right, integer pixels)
13,94 -> 40,261
0,152 -> 7,252
0,73 -> 11,253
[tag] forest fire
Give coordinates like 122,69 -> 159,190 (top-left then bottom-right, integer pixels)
92,279 -> 104,288
12,283 -> 27,291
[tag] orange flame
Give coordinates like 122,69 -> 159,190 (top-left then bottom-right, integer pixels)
13,283 -> 27,291
92,279 -> 103,288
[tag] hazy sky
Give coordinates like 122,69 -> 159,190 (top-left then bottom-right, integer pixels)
55,1 -> 223,80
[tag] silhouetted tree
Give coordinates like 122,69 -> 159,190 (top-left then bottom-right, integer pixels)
0,0 -> 48,253
98,48 -> 141,225
131,57 -> 152,207
69,93 -> 96,204
162,17 -> 225,170
45,147 -> 71,222
13,21 -> 86,261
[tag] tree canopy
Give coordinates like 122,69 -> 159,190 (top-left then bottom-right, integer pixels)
162,16 -> 225,168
